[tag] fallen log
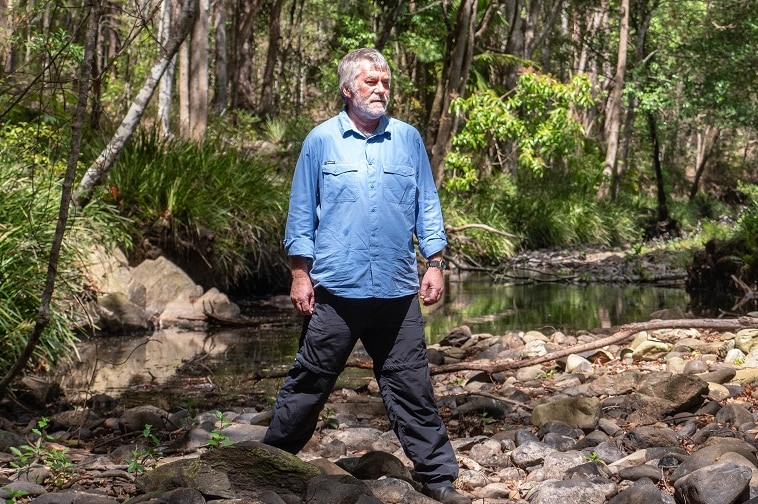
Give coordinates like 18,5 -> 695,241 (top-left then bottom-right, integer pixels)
429,316 -> 758,376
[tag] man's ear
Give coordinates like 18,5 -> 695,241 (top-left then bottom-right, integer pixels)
341,86 -> 352,99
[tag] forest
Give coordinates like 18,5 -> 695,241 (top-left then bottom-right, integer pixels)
1,0 -> 758,387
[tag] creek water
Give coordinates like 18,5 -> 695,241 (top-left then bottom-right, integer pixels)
60,276 -> 690,410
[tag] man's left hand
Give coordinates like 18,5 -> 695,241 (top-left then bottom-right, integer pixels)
420,267 -> 444,305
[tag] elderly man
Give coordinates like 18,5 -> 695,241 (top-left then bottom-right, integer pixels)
262,48 -> 470,504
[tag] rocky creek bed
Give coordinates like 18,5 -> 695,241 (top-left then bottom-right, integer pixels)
4,315 -> 758,504
3,244 -> 758,504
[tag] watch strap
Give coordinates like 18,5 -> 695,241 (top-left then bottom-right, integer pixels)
426,259 -> 447,270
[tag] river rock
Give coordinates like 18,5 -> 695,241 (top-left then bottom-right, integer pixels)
78,246 -> 242,333
674,460 -> 752,504
530,396 -> 601,430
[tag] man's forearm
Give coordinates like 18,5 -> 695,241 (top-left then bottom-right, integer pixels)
290,256 -> 310,278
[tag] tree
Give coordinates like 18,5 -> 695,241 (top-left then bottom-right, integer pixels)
157,0 -> 176,137
258,0 -> 283,119
229,0 -> 262,110
211,0 -> 228,113
596,0 -> 629,202
0,0 -> 100,398
427,0 -> 478,187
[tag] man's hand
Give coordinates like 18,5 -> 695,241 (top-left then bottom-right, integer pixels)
290,256 -> 314,315
420,266 -> 444,306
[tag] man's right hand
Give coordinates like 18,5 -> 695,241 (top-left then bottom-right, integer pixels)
290,256 -> 314,315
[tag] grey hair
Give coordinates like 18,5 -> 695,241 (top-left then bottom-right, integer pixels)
338,48 -> 391,99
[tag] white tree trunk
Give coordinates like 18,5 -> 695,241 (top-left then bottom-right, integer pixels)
597,0 -> 630,202
157,0 -> 174,137
178,36 -> 190,138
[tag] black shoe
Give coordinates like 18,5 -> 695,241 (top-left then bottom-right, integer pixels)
423,484 -> 472,504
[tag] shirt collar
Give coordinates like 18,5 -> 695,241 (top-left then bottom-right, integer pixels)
338,109 -> 391,139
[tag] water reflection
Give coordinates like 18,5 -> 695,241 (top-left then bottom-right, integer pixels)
424,278 -> 690,338
61,277 -> 689,408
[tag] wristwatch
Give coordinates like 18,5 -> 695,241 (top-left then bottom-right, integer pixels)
426,259 -> 448,270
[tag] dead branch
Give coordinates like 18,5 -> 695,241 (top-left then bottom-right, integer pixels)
429,316 -> 758,375
445,223 -> 520,239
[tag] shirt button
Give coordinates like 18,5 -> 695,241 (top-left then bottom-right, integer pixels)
371,208 -> 376,213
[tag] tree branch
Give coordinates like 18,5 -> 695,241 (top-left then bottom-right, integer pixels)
429,317 -> 758,375
446,223 -> 521,239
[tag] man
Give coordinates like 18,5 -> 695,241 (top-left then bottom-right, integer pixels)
262,48 -> 471,504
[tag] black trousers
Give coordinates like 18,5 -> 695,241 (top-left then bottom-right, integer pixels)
262,288 -> 459,488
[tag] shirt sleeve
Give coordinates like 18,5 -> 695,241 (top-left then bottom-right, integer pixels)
413,131 -> 447,258
283,138 -> 319,259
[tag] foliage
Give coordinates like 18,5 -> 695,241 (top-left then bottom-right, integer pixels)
127,424 -> 161,475
106,130 -> 289,291
446,69 -> 596,192
0,122 -> 128,376
10,418 -> 74,486
441,177 -> 519,266
732,182 -> 758,282
2,488 -> 29,503
440,69 -> 634,252
319,407 -> 338,430
207,411 -> 233,448
675,0 -> 758,128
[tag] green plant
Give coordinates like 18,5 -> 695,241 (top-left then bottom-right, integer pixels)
535,370 -> 556,380
2,488 -> 29,503
319,407 -> 339,430
126,425 -> 161,475
584,451 -> 601,462
207,411 -> 233,448
0,121 -> 129,377
480,412 -> 496,435
9,418 -> 74,486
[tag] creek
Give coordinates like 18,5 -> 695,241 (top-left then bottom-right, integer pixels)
60,275 -> 690,410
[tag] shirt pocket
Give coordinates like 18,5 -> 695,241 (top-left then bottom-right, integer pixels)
382,164 -> 416,205
322,163 -> 359,202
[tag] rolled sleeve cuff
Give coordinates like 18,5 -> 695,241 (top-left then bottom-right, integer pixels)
418,232 -> 447,259
283,238 -> 314,258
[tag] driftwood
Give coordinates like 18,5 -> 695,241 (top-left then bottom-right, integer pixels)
429,316 -> 758,376
247,317 -> 758,381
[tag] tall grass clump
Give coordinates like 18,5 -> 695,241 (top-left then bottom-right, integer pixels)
0,123 -> 128,376
108,130 -> 290,291
440,176 -> 520,267
493,184 -> 638,251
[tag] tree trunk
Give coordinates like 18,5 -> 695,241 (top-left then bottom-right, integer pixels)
0,0 -> 100,399
230,0 -> 260,110
258,0 -> 283,119
689,125 -> 720,200
157,0 -> 174,137
648,111 -> 668,222
597,0 -> 630,202
189,0 -> 209,140
0,0 -> 13,74
74,0 -> 198,206
428,0 -> 476,188
211,0 -> 228,114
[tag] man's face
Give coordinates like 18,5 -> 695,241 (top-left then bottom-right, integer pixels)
346,60 -> 390,121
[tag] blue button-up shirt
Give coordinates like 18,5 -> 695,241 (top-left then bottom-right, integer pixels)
283,110 -> 447,299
